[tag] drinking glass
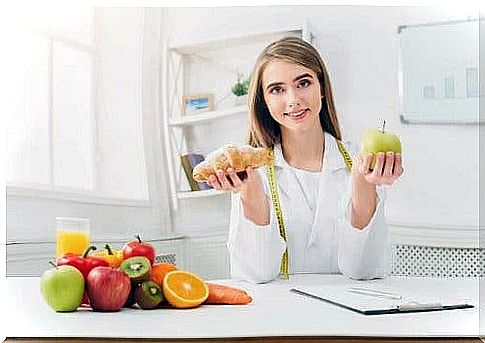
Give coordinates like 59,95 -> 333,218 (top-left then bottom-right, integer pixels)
56,217 -> 90,258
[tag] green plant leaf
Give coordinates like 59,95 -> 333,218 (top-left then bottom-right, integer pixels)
231,75 -> 250,96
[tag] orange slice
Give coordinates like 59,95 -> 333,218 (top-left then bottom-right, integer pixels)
162,270 -> 209,309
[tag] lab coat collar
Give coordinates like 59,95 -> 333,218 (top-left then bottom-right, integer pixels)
271,132 -> 350,248
272,132 -> 348,172
324,132 -> 350,172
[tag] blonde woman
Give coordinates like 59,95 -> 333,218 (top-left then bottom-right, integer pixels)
207,37 -> 403,283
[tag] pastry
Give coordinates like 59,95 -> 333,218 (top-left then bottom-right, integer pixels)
193,144 -> 273,182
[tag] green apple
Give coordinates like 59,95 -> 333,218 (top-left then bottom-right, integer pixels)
361,121 -> 402,169
40,264 -> 85,312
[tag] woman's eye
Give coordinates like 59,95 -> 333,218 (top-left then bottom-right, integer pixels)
298,79 -> 311,88
270,86 -> 284,94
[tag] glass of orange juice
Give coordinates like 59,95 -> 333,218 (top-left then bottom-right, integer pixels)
56,217 -> 91,258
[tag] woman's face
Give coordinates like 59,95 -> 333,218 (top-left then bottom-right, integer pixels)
261,59 -> 323,134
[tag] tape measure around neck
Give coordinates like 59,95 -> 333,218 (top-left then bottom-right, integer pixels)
266,154 -> 289,279
336,140 -> 353,172
266,140 -> 353,279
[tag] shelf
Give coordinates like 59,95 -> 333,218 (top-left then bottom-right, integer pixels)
169,105 -> 247,127
169,25 -> 304,55
177,189 -> 229,199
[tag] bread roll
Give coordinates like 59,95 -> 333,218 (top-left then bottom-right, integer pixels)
193,144 -> 272,182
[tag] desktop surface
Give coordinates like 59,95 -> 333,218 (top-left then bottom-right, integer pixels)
3,274 -> 480,342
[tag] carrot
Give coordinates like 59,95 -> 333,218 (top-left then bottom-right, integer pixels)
204,283 -> 253,305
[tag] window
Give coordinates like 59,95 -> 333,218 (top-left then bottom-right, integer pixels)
7,8 -> 149,201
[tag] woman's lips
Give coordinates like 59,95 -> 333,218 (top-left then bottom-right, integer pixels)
284,109 -> 308,120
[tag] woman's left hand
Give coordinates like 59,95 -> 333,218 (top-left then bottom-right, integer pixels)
353,151 -> 404,186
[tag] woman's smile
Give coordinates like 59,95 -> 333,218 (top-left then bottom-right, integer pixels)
284,108 -> 309,120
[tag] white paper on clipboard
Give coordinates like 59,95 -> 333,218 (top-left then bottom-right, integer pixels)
290,285 -> 474,315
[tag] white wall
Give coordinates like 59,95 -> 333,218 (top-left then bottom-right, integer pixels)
7,194 -> 157,243
165,6 -> 480,248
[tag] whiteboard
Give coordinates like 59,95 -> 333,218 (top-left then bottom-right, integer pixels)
398,19 -> 481,124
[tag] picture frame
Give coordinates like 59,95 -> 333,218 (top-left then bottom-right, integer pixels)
181,94 -> 215,115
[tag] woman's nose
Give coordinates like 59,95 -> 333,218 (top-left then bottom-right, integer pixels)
286,88 -> 300,107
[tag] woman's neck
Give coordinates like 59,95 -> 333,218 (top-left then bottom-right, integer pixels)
281,128 -> 325,172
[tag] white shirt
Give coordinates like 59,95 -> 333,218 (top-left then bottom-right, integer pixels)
227,132 -> 391,283
291,166 -> 321,215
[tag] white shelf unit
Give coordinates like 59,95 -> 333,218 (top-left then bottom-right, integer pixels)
168,105 -> 247,127
163,24 -> 314,209
177,188 -> 227,199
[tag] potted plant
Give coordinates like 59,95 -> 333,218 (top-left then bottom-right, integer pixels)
231,73 -> 250,106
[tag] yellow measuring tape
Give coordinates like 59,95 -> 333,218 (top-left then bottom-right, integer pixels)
336,140 -> 353,171
266,140 -> 353,279
266,154 -> 289,279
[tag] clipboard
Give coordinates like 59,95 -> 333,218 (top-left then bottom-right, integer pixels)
290,286 -> 474,315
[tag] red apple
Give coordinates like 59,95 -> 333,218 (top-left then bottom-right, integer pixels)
122,234 -> 156,265
86,266 -> 131,312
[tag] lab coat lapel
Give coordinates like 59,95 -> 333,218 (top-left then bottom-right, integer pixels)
273,144 -> 311,218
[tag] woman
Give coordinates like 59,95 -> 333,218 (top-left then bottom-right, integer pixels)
207,37 -> 403,283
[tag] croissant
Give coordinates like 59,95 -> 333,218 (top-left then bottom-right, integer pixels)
193,144 -> 273,182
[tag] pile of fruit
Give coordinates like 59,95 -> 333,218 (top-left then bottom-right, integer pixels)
40,235 -> 252,312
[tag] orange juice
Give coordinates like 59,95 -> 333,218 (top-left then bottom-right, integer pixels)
56,229 -> 90,258
55,217 -> 91,258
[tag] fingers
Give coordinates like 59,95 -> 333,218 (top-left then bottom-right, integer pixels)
204,166 -> 271,193
362,151 -> 404,186
394,153 -> 404,177
207,174 -> 222,190
216,169 -> 234,191
372,152 -> 386,177
227,168 -> 244,189
207,168 -> 251,192
360,153 -> 373,175
382,152 -> 395,180
206,170 -> 231,191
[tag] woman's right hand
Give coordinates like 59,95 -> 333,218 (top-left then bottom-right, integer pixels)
207,166 -> 261,194
209,166 -> 270,226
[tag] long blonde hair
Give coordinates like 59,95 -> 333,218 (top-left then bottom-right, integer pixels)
247,36 -> 342,148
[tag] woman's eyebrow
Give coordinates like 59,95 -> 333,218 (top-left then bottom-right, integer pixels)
265,81 -> 283,90
265,73 -> 314,90
293,73 -> 313,82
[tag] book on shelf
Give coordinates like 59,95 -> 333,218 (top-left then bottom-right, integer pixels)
180,153 -> 212,191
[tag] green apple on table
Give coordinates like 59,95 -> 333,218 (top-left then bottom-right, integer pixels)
361,120 -> 402,170
40,264 -> 85,312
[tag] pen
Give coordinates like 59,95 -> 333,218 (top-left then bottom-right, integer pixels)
397,301 -> 443,311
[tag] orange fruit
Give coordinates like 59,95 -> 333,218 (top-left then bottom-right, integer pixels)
162,270 -> 209,309
150,263 -> 177,287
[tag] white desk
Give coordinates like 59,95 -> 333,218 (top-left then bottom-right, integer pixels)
2,274 -> 481,342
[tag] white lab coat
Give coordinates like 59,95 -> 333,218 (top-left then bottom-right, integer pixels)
227,132 -> 391,283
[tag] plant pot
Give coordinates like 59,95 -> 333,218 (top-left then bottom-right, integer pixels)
234,94 -> 248,106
